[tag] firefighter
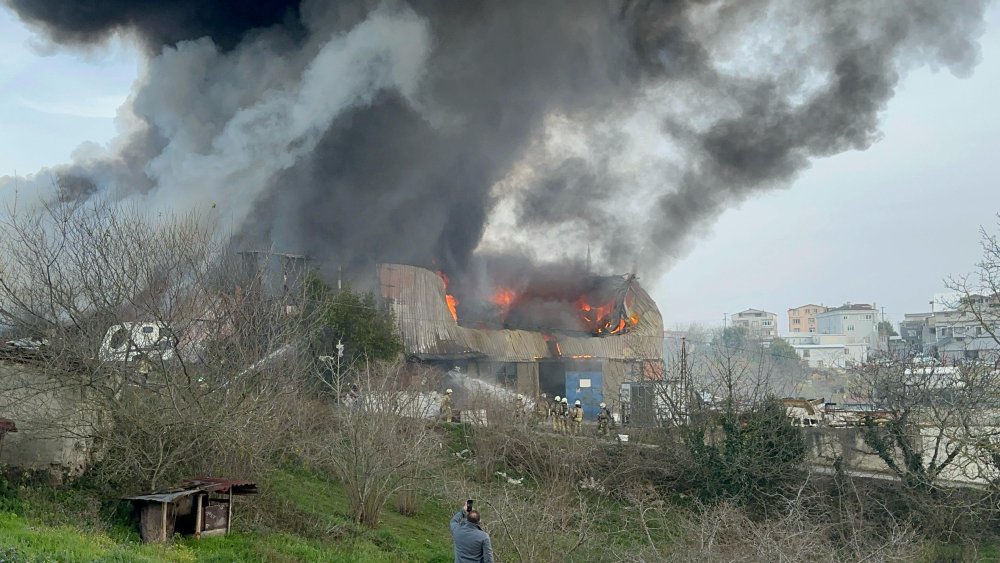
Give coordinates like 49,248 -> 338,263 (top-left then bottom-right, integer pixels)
560,397 -> 570,434
597,402 -> 614,437
551,396 -> 562,432
440,388 -> 454,422
571,399 -> 584,435
534,393 -> 549,423
514,394 -> 525,422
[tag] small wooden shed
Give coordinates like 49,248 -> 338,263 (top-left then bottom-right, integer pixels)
124,477 -> 257,543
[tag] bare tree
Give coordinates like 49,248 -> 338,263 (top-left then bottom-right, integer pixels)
945,215 -> 1000,351
657,497 -> 920,563
0,200 -> 319,489
302,360 -> 437,528
852,359 -> 1000,489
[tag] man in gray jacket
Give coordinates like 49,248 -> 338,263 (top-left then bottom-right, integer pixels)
450,500 -> 494,563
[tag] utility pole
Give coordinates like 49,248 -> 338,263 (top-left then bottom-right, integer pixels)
679,336 -> 689,424
723,313 -> 728,329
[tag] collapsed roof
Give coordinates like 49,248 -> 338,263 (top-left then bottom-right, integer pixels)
378,264 -> 663,362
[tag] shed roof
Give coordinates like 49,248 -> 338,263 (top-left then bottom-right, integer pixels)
124,478 -> 257,503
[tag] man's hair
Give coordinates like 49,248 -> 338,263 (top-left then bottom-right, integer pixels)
467,509 -> 481,524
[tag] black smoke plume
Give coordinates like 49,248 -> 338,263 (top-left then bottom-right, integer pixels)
6,0 -> 302,51
1,0 -> 990,285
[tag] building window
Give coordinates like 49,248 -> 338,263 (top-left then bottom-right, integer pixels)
865,314 -> 872,320
802,349 -> 810,358
496,363 -> 518,388
976,326 -> 984,336
763,320 -> 773,327
847,325 -> 855,331
793,319 -> 801,325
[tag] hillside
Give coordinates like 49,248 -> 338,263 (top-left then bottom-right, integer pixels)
0,469 -> 454,562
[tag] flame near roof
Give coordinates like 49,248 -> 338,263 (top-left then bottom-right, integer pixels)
378,264 -> 663,362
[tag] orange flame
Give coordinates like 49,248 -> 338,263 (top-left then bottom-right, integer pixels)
493,287 -> 517,316
577,294 -> 641,335
436,271 -> 459,322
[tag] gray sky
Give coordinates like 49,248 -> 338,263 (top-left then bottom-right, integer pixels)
653,4 -> 1000,331
2,4 -> 999,334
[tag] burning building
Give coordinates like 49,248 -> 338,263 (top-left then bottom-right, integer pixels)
378,264 -> 663,419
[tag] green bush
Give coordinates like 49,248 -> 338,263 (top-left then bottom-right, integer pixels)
682,397 -> 807,511
0,474 -> 24,515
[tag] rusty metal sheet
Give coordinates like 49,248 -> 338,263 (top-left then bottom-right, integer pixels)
202,503 -> 229,531
125,477 -> 257,503
184,477 -> 258,495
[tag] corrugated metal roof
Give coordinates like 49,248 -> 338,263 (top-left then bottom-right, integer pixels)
184,477 -> 257,495
379,264 -> 663,362
124,489 -> 201,503
123,478 -> 257,503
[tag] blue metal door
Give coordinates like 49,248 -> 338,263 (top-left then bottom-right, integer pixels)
565,371 -> 603,420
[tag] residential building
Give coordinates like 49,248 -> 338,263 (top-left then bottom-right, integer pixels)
731,309 -> 778,340
816,303 -> 880,348
787,304 -> 828,333
898,295 -> 1000,362
925,306 -> 1000,364
786,333 -> 868,369
899,312 -> 934,352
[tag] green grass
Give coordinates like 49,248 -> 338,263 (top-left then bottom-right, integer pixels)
0,469 -> 453,562
922,542 -> 1000,563
0,511 -> 196,562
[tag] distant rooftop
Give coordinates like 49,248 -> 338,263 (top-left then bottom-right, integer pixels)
826,303 -> 874,312
788,304 -> 826,311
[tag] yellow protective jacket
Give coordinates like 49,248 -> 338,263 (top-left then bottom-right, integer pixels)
572,406 -> 584,422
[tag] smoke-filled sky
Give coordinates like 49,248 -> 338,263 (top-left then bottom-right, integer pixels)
1,0 -> 999,330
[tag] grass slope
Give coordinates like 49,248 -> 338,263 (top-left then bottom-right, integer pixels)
0,469 -> 453,562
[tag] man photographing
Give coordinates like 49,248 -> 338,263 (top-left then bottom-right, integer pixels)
450,499 -> 493,563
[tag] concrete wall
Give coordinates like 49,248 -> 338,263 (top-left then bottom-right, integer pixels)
803,426 -> 996,486
0,361 -> 95,477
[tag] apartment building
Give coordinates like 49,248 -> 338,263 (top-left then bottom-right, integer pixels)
815,303 -> 880,347
787,304 -> 828,333
731,308 -> 778,340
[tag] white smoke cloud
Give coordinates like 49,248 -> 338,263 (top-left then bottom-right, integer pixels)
1,3 -> 430,234
139,4 -> 429,232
